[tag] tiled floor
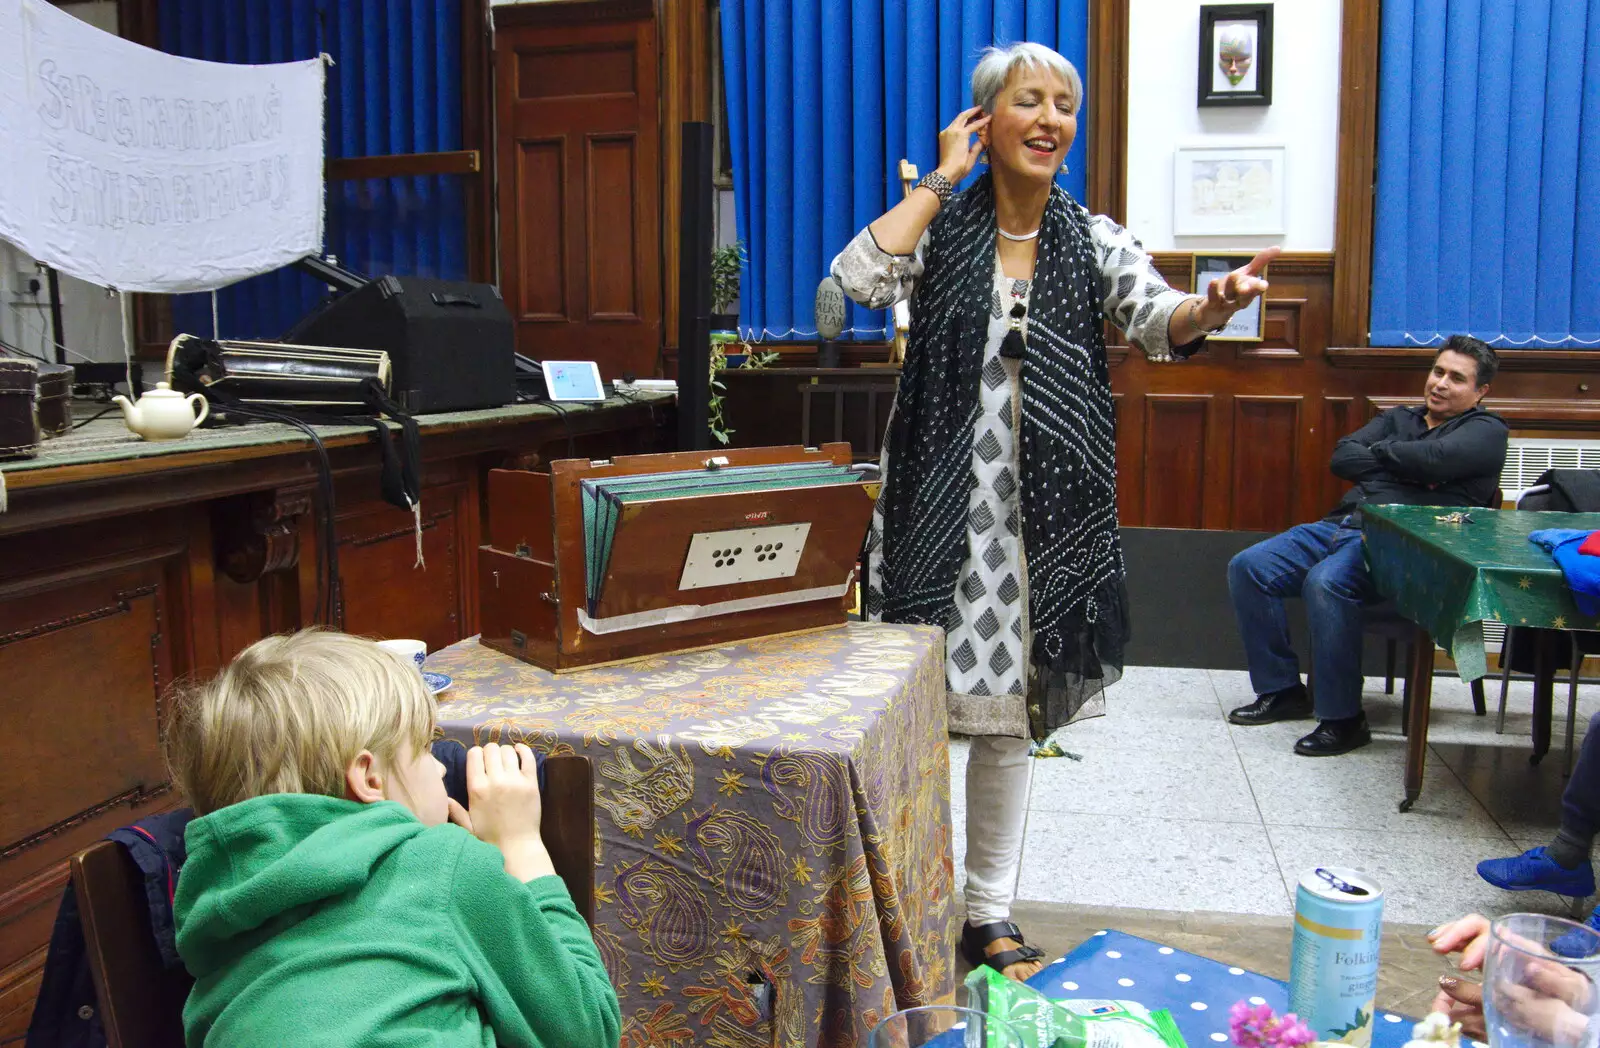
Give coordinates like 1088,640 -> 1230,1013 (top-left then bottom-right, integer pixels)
953,665 -> 1595,929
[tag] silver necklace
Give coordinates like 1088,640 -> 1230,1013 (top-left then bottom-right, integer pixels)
997,226 -> 1040,242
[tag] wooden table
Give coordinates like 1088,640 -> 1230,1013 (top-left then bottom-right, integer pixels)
1361,505 -> 1600,812
429,622 -> 956,1048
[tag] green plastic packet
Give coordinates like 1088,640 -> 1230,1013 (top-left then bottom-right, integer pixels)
964,966 -> 1190,1048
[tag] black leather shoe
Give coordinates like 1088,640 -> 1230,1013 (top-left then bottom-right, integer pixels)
1228,684 -> 1313,726
1294,715 -> 1373,757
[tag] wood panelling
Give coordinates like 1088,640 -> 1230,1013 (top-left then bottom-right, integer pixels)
1104,255 -> 1600,528
1142,395 -> 1210,529
660,0 -> 712,359
1319,397 -> 1358,515
1087,0 -> 1131,222
0,526 -> 190,1043
1330,0 -> 1383,347
495,9 -> 661,377
515,141 -> 567,320
1230,396 -> 1301,532
586,135 -> 642,320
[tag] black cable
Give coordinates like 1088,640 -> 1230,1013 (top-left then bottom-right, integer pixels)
213,403 -> 341,625
0,333 -> 50,362
73,403 -> 120,428
543,400 -> 577,460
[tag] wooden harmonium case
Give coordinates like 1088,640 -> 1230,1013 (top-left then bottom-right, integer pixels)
479,443 -> 877,672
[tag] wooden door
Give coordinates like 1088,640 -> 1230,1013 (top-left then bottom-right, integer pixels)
495,2 -> 662,381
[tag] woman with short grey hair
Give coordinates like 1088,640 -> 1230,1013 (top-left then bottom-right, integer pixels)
832,42 -> 1275,981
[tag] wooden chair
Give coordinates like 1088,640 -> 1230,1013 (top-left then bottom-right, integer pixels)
70,839 -> 193,1048
541,754 -> 597,925
69,754 -> 596,1047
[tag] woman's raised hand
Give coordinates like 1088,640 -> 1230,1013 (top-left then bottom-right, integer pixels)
936,107 -> 991,184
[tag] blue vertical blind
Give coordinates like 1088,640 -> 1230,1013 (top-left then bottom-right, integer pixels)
1370,0 -> 1600,348
722,0 -> 1090,339
159,0 -> 468,340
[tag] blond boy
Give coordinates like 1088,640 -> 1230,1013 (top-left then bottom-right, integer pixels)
165,630 -> 620,1048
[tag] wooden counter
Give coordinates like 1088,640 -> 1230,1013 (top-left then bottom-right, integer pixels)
0,395 -> 673,1039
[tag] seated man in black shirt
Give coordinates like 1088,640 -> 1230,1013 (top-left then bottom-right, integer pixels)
1226,335 -> 1509,756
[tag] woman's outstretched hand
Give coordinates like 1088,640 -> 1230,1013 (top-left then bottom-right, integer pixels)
936,107 -> 991,185
1197,246 -> 1281,329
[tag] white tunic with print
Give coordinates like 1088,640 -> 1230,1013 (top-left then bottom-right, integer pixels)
830,207 -> 1191,737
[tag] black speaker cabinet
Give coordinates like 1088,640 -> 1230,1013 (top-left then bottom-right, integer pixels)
284,276 -> 516,414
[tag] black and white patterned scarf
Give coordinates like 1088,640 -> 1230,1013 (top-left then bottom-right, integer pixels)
878,173 -> 1129,685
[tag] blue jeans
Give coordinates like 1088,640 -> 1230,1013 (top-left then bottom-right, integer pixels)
1563,711 -> 1600,839
1228,520 -> 1376,720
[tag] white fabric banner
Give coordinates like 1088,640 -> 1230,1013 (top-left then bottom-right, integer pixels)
0,0 -> 325,293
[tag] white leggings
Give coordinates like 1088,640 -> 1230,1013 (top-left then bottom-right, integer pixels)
963,734 -> 1034,926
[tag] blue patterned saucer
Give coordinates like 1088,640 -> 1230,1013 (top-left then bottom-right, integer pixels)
423,671 -> 452,696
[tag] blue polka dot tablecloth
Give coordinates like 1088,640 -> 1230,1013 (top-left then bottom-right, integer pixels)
1021,930 -> 1422,1048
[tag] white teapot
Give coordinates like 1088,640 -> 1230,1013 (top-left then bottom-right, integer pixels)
111,382 -> 209,441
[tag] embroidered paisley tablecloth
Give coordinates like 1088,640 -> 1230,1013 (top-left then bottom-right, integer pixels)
1362,505 -> 1600,681
428,622 -> 956,1048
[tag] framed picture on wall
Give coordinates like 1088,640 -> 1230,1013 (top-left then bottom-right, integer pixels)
1190,252 -> 1268,341
1198,4 -> 1273,107
1172,144 -> 1286,235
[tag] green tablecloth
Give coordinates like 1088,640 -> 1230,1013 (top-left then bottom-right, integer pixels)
1362,505 -> 1600,681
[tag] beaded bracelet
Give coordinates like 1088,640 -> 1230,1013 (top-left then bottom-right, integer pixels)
916,171 -> 954,208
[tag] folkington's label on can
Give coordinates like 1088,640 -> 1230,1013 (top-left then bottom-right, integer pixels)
1288,868 -> 1384,1048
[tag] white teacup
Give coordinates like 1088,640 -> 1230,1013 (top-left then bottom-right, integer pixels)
377,638 -> 427,670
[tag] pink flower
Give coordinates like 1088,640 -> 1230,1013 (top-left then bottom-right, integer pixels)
1230,1001 -> 1317,1048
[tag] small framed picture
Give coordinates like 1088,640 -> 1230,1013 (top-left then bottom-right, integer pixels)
1198,4 -> 1273,107
1173,144 -> 1286,236
1191,252 -> 1267,341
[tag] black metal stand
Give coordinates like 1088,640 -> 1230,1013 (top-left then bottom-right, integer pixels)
676,122 -> 715,451
44,267 -> 66,365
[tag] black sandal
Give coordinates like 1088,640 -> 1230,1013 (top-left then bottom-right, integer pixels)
961,920 -> 1045,975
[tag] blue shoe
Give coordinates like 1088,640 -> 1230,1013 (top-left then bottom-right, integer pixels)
1478,846 -> 1596,898
1553,910 -> 1600,958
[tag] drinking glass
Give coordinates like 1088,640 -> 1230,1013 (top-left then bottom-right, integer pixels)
1483,913 -> 1600,1048
867,1005 -> 1024,1048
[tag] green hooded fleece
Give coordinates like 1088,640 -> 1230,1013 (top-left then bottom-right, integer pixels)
174,794 -> 620,1048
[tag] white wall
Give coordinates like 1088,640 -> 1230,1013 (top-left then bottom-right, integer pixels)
0,1 -> 129,366
1125,0 -> 1341,252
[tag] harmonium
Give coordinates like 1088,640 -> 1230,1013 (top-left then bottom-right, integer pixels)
479,443 -> 879,671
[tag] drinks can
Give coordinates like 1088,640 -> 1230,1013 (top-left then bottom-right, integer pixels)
1288,868 -> 1384,1048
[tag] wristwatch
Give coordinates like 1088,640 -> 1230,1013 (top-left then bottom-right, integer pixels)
916,171 -> 954,208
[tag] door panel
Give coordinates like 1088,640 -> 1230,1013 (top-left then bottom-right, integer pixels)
496,10 -> 661,379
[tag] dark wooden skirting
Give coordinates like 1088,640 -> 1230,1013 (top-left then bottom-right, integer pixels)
326,150 -> 481,181
1087,0 -> 1130,223
1328,348 -> 1600,373
1330,0 -> 1381,347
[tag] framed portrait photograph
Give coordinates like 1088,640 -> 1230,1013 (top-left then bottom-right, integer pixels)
1172,144 -> 1286,236
1191,252 -> 1268,341
1198,4 -> 1273,107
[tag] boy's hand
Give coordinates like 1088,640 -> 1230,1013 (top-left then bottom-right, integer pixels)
446,798 -> 472,832
466,743 -> 555,882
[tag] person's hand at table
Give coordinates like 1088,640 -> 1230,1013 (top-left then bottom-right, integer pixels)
1492,964 -> 1595,1046
1429,914 -> 1491,1039
455,742 -> 555,883
1429,913 -> 1598,1045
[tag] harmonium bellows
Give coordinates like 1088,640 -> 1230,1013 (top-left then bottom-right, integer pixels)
479,444 -> 878,671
